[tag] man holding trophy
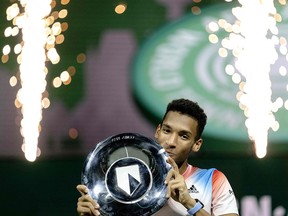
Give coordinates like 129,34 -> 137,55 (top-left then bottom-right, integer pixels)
76,99 -> 239,216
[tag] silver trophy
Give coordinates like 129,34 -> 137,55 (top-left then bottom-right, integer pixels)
81,133 -> 171,216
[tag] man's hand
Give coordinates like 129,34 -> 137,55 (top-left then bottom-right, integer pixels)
76,185 -> 101,216
165,157 -> 196,209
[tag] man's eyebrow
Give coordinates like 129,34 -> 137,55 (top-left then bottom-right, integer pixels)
161,124 -> 174,130
162,123 -> 171,128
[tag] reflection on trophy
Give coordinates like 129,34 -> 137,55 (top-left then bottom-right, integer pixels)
81,133 -> 171,216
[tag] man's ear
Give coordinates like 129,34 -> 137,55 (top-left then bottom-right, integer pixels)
154,124 -> 161,140
192,138 -> 203,152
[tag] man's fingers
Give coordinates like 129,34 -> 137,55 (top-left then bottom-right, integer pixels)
77,185 -> 100,216
77,184 -> 89,196
78,194 -> 95,204
165,169 -> 173,183
169,181 -> 185,194
165,172 -> 188,200
77,205 -> 99,216
166,157 -> 179,172
165,157 -> 180,183
165,179 -> 172,198
77,195 -> 100,216
77,205 -> 91,216
77,185 -> 99,207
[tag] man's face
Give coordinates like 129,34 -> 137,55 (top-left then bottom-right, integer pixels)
154,111 -> 202,167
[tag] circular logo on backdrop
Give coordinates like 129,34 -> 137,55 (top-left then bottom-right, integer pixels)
132,3 -> 288,145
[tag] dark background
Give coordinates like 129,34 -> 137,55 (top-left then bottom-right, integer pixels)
0,0 -> 288,215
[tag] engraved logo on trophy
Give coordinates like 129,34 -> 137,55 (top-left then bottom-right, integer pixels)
115,164 -> 141,196
106,157 -> 152,204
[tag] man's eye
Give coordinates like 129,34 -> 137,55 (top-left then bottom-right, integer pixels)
181,135 -> 189,139
162,128 -> 170,133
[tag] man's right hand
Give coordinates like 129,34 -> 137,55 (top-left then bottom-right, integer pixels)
76,185 -> 101,216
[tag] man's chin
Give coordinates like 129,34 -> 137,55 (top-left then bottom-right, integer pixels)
167,154 -> 176,160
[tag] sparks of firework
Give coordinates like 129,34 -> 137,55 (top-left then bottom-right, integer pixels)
4,0 -> 71,162
207,0 -> 288,158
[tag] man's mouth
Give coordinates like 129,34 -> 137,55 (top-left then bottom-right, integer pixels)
165,151 -> 175,157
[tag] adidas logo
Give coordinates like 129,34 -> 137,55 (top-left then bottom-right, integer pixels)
188,185 -> 199,193
229,189 -> 234,195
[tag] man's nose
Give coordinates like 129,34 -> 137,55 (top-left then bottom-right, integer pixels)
166,134 -> 177,147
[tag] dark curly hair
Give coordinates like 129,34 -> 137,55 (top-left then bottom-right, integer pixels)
161,98 -> 207,140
